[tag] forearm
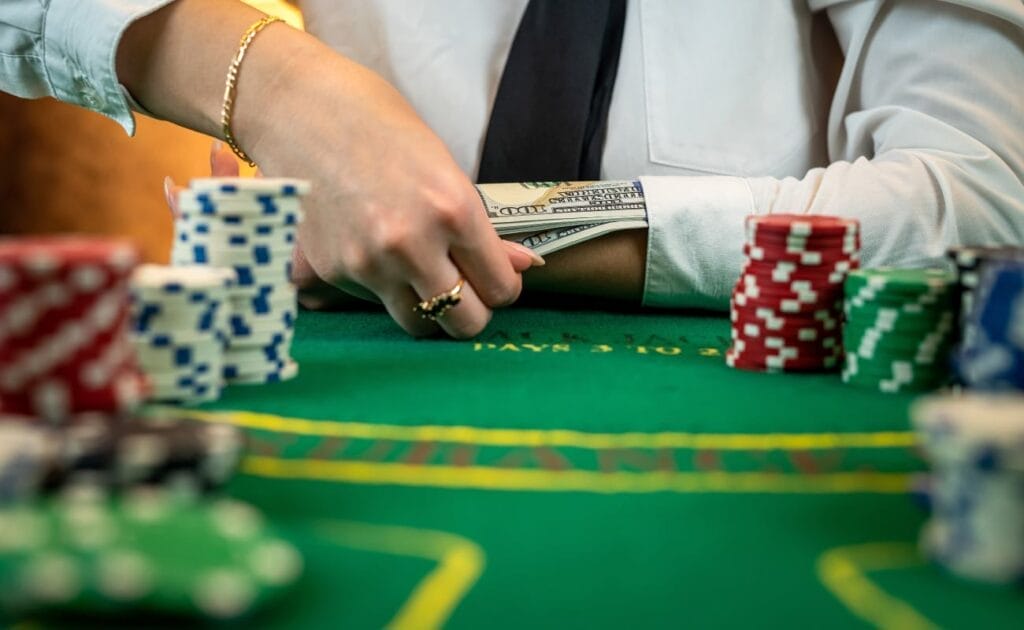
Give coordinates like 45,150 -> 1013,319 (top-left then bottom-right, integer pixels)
115,0 -> 308,144
523,230 -> 647,302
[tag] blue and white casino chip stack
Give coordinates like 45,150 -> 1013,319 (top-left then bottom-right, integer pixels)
954,260 -> 1024,391
912,394 -> 1024,584
130,265 -> 235,403
170,177 -> 309,384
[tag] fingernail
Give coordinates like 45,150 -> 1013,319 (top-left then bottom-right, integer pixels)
507,241 -> 545,267
163,176 -> 175,206
212,139 -> 224,152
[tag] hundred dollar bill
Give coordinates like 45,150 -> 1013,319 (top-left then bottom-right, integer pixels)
476,181 -> 646,233
503,219 -> 649,257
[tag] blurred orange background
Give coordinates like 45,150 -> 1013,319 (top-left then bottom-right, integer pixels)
0,0 -> 302,263
0,94 -> 209,263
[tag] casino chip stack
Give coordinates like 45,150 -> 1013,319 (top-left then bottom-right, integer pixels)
0,487 -> 303,620
170,178 -> 307,384
842,268 -> 957,393
130,265 -> 235,404
0,414 -> 245,501
727,214 -> 860,372
0,237 -> 146,422
912,393 -> 1024,585
954,260 -> 1024,391
947,246 -> 1024,340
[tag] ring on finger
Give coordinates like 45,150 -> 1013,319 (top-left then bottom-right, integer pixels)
413,278 -> 465,321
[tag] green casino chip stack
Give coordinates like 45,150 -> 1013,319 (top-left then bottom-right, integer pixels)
0,486 -> 302,621
842,268 -> 958,392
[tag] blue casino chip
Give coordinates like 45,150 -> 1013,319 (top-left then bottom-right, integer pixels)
956,260 -> 1024,391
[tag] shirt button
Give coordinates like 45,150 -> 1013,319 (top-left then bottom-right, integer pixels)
73,73 -> 104,110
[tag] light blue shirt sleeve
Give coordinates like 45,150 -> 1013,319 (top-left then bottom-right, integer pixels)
0,0 -> 175,135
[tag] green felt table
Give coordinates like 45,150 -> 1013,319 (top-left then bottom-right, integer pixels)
197,309 -> 1021,627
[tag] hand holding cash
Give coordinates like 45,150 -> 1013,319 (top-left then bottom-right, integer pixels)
475,181 -> 649,257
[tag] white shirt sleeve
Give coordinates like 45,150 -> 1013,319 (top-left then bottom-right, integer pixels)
0,0 -> 175,135
641,0 -> 1024,310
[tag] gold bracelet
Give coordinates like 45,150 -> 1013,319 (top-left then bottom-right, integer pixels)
221,15 -> 283,167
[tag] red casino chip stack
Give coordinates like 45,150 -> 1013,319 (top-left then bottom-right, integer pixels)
0,237 -> 147,422
727,214 -> 861,372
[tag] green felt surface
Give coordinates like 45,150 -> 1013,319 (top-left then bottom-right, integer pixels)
17,308 -> 1024,628
211,309 -> 1023,628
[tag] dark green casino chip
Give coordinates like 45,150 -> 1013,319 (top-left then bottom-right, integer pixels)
0,486 -> 302,620
842,268 -> 957,393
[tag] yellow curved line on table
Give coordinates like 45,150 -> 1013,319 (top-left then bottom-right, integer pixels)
315,520 -> 484,630
180,408 -> 916,451
817,542 -> 938,630
243,456 -> 911,494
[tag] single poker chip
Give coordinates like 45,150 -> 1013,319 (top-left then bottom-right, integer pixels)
732,289 -> 842,315
215,264 -> 292,288
842,306 -> 956,333
912,393 -> 1024,470
143,360 -> 222,384
730,334 -> 843,361
748,238 -> 860,257
176,212 -> 303,230
132,340 -> 224,367
947,245 -> 1024,274
173,239 -> 295,258
845,267 -> 956,295
131,304 -> 228,338
188,177 -> 312,197
737,275 -> 846,303
732,314 -> 841,344
224,359 -> 298,384
176,199 -> 305,220
131,265 -> 235,295
742,260 -> 855,285
173,247 -> 294,270
0,237 -> 138,279
745,214 -> 859,238
176,227 -> 296,246
743,243 -> 860,266
0,489 -> 302,618
726,345 -> 842,372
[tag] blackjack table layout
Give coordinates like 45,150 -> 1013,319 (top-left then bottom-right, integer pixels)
138,307 -> 1021,627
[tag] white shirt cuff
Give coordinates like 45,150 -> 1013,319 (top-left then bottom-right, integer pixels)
44,0 -> 176,135
640,175 -> 756,310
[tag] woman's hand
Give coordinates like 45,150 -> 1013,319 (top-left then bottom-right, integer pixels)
234,37 -> 542,337
121,0 -> 541,337
165,141 -> 543,319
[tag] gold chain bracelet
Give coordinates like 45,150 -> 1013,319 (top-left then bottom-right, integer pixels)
221,15 -> 283,167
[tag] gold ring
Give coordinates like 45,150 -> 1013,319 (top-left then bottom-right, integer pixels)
414,278 -> 465,321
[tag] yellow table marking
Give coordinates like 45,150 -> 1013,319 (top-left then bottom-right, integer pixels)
817,543 -> 938,630
316,520 -> 484,630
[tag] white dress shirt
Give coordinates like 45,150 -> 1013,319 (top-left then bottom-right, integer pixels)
3,0 -> 1022,309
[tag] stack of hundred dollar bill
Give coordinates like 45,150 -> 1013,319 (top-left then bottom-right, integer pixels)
475,181 -> 648,257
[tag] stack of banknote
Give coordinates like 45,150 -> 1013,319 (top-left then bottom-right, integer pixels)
475,181 -> 648,256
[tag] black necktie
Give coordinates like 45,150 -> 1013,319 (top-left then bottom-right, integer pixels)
477,0 -> 627,183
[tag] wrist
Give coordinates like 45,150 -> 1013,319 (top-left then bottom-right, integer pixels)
228,26 -> 321,166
